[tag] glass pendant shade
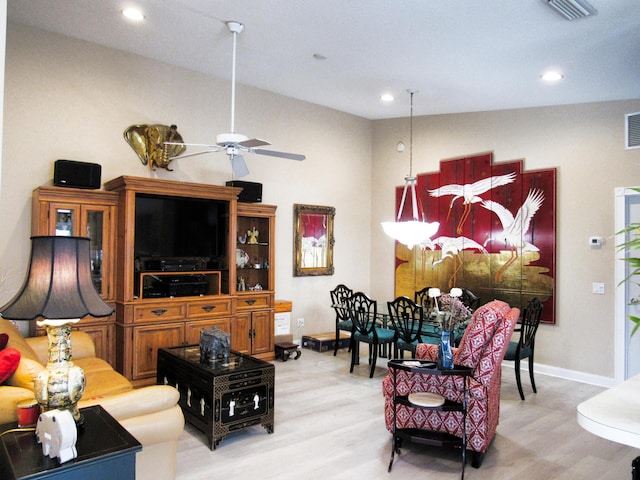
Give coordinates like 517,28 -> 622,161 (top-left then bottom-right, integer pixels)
381,176 -> 439,249
0,236 -> 114,423
381,219 -> 440,250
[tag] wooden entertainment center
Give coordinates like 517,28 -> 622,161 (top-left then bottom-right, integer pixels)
32,176 -> 277,387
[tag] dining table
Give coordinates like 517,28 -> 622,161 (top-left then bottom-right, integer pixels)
332,303 -> 470,359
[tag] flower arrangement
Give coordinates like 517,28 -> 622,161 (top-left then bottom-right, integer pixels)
427,287 -> 473,331
437,293 -> 472,332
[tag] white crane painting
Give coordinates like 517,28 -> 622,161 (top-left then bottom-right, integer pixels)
428,172 -> 516,235
429,236 -> 488,288
391,152 -> 556,324
482,188 -> 545,282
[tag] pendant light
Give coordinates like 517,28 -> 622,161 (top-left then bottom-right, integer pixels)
381,89 -> 439,249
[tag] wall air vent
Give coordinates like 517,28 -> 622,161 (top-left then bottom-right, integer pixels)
626,112 -> 640,150
544,0 -> 597,20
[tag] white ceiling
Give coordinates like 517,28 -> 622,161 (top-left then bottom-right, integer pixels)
7,0 -> 640,120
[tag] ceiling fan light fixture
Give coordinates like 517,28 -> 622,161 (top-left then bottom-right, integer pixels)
216,132 -> 249,145
160,20 -> 305,178
543,0 -> 597,20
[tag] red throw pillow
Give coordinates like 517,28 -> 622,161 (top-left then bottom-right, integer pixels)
0,347 -> 21,384
0,333 -> 8,350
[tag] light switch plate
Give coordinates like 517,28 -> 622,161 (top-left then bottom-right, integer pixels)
592,282 -> 605,294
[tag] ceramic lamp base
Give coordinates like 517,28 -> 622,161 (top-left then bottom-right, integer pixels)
34,320 -> 86,424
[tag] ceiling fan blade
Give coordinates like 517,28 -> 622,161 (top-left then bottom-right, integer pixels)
252,148 -> 306,161
170,149 -> 220,160
164,142 -> 219,148
238,138 -> 271,148
230,154 -> 250,178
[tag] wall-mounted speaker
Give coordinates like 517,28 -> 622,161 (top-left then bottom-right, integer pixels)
53,160 -> 102,189
226,180 -> 263,203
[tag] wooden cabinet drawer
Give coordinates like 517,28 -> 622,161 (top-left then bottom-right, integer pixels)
187,298 -> 233,318
236,293 -> 272,311
134,303 -> 186,323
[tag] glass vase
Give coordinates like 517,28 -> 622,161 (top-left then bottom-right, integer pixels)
438,330 -> 454,370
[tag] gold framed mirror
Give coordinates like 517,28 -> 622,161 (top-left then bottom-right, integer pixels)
293,204 -> 335,276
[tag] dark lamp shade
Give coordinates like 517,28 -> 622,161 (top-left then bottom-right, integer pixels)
0,236 -> 113,320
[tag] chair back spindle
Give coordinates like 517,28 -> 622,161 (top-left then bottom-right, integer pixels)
388,296 -> 423,358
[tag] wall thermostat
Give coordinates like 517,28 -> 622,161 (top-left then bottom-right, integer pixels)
589,236 -> 603,248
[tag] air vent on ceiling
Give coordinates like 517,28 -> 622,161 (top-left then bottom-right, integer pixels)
626,112 -> 640,150
544,0 -> 597,20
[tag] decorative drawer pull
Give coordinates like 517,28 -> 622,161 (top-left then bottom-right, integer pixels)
151,309 -> 168,316
187,387 -> 192,407
202,305 -> 216,312
200,398 -> 206,416
163,376 -> 168,385
245,299 -> 256,306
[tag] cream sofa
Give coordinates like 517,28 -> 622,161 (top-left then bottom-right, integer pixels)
0,320 -> 184,480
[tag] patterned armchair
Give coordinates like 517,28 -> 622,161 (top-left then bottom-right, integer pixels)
382,300 -> 519,468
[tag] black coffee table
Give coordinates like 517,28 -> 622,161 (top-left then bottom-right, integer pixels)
157,346 -> 275,450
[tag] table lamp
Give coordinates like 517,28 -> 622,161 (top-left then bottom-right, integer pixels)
0,236 -> 114,425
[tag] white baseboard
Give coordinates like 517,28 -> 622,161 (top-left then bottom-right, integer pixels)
502,361 -> 616,388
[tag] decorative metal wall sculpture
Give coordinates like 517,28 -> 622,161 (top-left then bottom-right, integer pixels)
393,152 -> 556,324
123,124 -> 186,171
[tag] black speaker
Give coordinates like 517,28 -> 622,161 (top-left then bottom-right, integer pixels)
226,180 -> 263,203
54,160 -> 102,189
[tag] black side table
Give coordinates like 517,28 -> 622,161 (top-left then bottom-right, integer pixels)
387,359 -> 472,480
0,405 -> 141,480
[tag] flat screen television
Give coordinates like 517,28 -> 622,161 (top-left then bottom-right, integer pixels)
134,193 -> 228,270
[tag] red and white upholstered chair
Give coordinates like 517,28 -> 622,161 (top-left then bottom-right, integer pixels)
382,299 -> 519,468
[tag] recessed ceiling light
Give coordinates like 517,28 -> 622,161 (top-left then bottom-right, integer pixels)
380,93 -> 394,102
122,8 -> 145,22
541,71 -> 563,81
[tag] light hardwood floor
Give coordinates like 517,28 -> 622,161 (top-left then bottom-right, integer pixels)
176,346 -> 637,479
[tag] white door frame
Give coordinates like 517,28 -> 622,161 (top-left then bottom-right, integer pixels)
614,187 -> 640,383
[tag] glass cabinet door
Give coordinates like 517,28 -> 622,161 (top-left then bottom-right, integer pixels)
49,203 -> 80,236
85,208 -> 106,296
47,203 -> 112,298
236,215 -> 271,291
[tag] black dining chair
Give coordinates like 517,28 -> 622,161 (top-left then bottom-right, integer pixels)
504,297 -> 544,400
460,288 -> 481,311
414,286 -> 434,310
387,296 -> 424,359
330,284 -> 354,356
349,292 -> 395,378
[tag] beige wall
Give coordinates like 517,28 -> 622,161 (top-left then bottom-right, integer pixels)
0,24 -> 372,337
3,23 -> 640,381
372,101 -> 640,381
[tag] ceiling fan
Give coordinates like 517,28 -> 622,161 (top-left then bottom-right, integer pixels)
166,21 -> 305,178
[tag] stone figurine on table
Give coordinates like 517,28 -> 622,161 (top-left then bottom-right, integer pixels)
200,327 -> 231,364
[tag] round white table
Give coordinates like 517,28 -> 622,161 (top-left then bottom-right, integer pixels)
577,374 -> 640,478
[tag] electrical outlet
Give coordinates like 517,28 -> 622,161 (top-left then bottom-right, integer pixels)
297,318 -> 305,327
